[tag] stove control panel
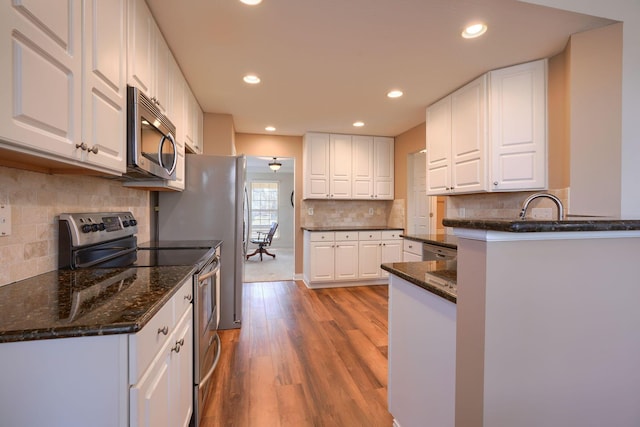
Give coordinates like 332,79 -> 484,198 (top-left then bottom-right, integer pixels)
59,212 -> 138,247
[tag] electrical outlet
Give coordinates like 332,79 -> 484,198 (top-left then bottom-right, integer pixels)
307,207 -> 314,216
531,207 -> 553,219
0,204 -> 11,237
368,208 -> 374,215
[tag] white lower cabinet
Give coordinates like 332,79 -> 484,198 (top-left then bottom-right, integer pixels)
403,238 -> 423,262
130,305 -> 193,427
0,277 -> 194,427
303,229 -> 402,287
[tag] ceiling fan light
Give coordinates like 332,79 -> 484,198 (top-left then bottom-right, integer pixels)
269,157 -> 282,172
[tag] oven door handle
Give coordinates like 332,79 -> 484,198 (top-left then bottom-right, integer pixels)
199,333 -> 221,389
198,268 -> 218,282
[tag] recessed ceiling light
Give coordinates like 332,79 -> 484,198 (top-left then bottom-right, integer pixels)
265,126 -> 276,132
243,74 -> 260,84
353,121 -> 365,127
240,0 -> 262,5
462,23 -> 487,39
387,90 -> 403,98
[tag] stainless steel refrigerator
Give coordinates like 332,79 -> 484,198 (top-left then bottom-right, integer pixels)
157,154 -> 247,329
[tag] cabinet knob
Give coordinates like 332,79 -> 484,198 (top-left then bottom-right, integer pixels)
88,145 -> 99,154
75,142 -> 88,151
157,326 -> 169,336
493,181 -> 498,186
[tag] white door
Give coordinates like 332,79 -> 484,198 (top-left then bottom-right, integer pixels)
408,151 -> 431,235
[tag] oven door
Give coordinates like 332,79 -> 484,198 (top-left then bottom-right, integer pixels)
193,251 -> 221,424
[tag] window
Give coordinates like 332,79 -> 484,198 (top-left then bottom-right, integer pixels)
250,181 -> 278,239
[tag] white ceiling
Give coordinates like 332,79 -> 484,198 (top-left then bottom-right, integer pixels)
146,0 -> 613,137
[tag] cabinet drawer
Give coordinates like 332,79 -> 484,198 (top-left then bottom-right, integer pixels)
129,296 -> 174,384
358,231 -> 381,241
335,231 -> 357,241
309,232 -> 335,242
382,230 -> 403,240
173,276 -> 193,322
403,239 -> 422,256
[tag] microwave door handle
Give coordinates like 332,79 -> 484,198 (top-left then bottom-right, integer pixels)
157,134 -> 178,175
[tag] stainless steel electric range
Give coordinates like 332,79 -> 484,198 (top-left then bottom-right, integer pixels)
58,212 -> 221,427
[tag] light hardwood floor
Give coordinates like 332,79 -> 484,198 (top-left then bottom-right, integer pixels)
201,281 -> 393,427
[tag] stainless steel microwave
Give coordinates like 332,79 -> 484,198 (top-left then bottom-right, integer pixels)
125,86 -> 177,180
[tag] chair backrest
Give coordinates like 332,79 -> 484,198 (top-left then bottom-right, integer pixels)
265,222 -> 278,245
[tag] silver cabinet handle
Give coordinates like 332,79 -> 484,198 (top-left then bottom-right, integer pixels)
184,294 -> 193,302
88,145 -> 99,154
171,338 -> 184,353
157,326 -> 169,335
75,142 -> 87,151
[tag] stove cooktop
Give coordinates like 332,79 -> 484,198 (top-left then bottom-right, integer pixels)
137,240 -> 221,250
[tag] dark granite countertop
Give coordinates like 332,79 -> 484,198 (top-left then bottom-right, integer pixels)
382,262 -> 457,303
302,226 -> 403,232
400,233 -> 458,249
0,265 -> 195,343
442,217 -> 640,232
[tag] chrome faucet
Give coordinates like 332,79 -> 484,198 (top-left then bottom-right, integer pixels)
519,193 -> 564,220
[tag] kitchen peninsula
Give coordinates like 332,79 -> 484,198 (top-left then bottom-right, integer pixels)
384,217 -> 640,427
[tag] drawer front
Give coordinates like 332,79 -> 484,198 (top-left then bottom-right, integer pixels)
382,230 -> 403,240
335,231 -> 357,241
358,231 -> 381,241
309,232 -> 334,242
174,276 -> 194,322
403,239 -> 422,256
129,297 -> 174,384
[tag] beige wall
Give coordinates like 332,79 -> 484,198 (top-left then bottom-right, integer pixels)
0,167 -> 151,287
394,122 -> 426,201
548,48 -> 570,190
203,113 -> 236,156
234,133 -> 304,274
568,23 -> 622,216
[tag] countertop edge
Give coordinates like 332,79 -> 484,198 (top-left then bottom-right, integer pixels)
443,218 -> 640,233
400,234 -> 458,249
301,226 -> 404,232
381,262 -> 457,304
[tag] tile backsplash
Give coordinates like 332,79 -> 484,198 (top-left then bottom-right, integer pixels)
300,199 -> 401,229
0,166 -> 151,287
445,188 -> 569,221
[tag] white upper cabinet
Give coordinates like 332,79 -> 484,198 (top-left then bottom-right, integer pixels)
373,136 -> 394,199
426,59 -> 547,195
303,132 -> 331,198
489,59 -> 547,191
304,132 -> 394,200
0,0 -> 126,175
128,0 -> 170,114
82,0 -> 127,173
352,135 -> 374,198
329,134 -> 353,199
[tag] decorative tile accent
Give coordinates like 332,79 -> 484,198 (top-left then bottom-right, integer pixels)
0,166 -> 151,287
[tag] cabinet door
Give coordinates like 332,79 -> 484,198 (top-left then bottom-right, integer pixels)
128,0 -> 154,97
335,240 -> 358,280
426,96 -> 452,195
374,136 -> 394,199
310,241 -> 334,281
381,240 -> 403,277
154,25 -> 171,115
490,59 -> 547,191
82,0 -> 126,174
352,135 -> 374,199
303,133 -> 330,199
171,308 -> 193,427
451,75 -> 486,194
130,342 -> 172,427
0,1 -> 82,158
329,134 -> 352,199
358,241 -> 381,279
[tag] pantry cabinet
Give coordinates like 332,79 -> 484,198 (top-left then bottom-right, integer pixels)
426,59 -> 547,195
0,0 -> 126,175
303,132 -> 394,200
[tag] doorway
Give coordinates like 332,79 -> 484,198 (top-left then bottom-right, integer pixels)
243,156 -> 295,282
407,151 -> 442,234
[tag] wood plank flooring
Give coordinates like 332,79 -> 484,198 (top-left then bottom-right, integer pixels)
201,281 -> 393,427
